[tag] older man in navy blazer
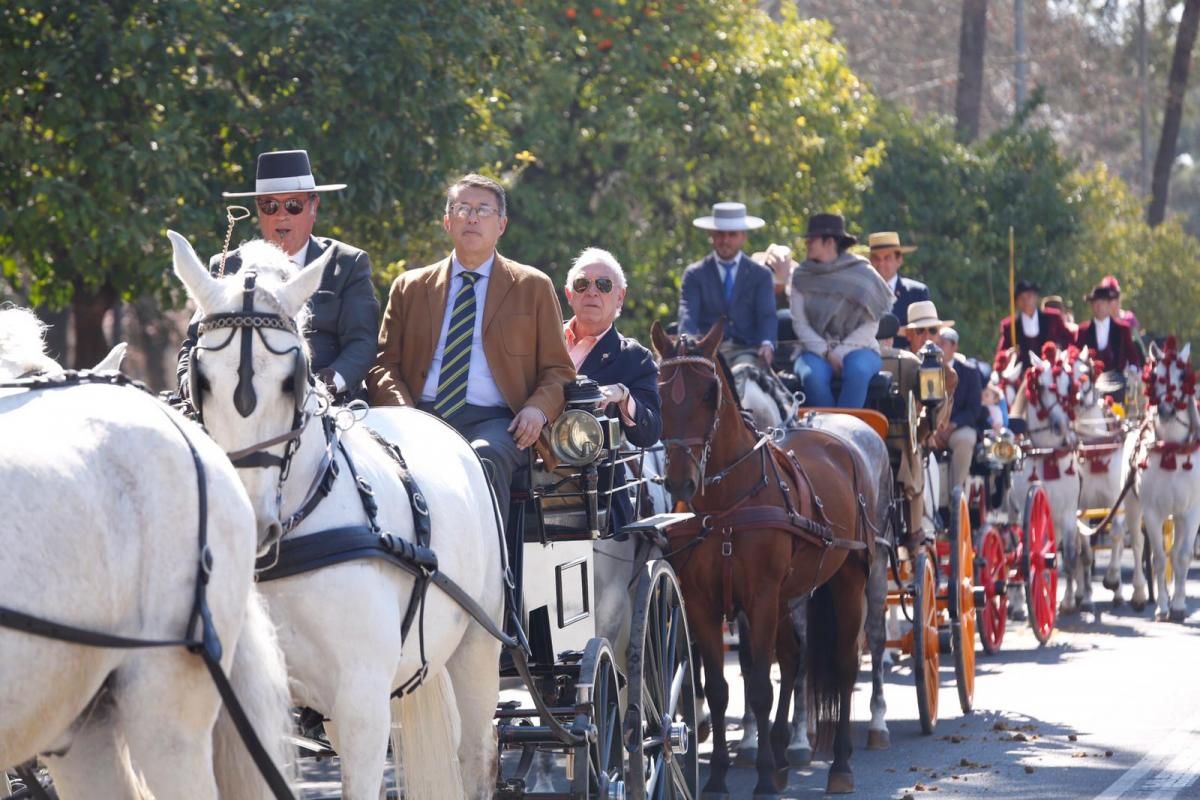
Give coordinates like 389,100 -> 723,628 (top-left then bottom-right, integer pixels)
868,231 -> 929,351
563,247 -> 662,534
678,202 -> 776,368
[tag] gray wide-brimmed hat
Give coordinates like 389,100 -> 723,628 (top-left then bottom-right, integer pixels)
692,202 -> 766,232
223,150 -> 347,198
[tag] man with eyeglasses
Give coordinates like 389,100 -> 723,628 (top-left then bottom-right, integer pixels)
368,173 -> 575,528
175,149 -> 379,402
678,202 -> 777,369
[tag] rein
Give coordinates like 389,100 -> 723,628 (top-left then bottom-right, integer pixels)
0,371 -> 295,800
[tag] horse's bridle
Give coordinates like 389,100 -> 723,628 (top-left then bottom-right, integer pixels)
191,271 -> 318,531
658,352 -> 724,490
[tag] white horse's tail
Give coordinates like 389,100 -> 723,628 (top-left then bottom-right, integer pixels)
392,669 -> 464,800
213,590 -> 294,800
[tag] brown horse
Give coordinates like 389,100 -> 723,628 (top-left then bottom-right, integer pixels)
651,320 -> 891,796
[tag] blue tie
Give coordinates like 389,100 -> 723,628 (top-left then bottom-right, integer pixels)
434,271 -> 480,419
721,260 -> 736,303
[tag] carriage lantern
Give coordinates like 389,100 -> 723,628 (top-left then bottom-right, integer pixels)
917,341 -> 946,409
550,376 -> 618,466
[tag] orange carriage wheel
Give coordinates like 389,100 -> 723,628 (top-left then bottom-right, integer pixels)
975,526 -> 1008,654
911,548 -> 940,735
947,489 -> 976,714
1021,484 -> 1058,645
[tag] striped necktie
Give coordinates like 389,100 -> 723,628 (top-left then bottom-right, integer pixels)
433,271 -> 480,419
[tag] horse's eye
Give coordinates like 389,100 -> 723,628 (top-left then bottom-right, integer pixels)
704,382 -> 718,404
282,375 -> 295,394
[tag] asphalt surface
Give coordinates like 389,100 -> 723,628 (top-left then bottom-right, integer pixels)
297,551 -> 1200,799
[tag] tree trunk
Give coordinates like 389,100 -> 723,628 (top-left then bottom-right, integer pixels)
954,0 -> 989,143
71,283 -> 117,369
1148,0 -> 1200,226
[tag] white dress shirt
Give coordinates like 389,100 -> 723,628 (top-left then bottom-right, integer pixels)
1094,316 -> 1111,351
1021,312 -> 1039,338
420,252 -> 506,408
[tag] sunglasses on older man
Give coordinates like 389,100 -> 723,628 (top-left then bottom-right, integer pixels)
256,197 -> 310,216
572,277 -> 615,294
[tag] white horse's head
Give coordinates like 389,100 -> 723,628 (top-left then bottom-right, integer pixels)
170,230 -> 328,546
1025,343 -> 1075,443
1065,345 -> 1097,408
0,306 -> 63,379
997,348 -> 1025,409
1145,338 -> 1196,441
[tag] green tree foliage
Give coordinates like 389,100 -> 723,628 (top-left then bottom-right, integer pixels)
494,1 -> 882,335
0,0 -> 520,364
859,104 -> 1081,358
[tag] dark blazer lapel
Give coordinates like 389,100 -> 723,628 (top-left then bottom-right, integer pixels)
730,254 -> 752,305
701,254 -> 724,306
302,237 -> 327,267
579,326 -> 621,378
426,257 -> 453,348
482,253 -> 515,336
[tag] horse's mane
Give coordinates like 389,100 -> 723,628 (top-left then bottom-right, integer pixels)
677,334 -> 744,412
0,306 -> 61,379
219,240 -> 314,350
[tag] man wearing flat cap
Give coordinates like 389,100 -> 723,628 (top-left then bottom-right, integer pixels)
1074,281 -> 1143,373
993,278 -> 1072,372
176,149 -> 379,402
678,202 -> 777,368
868,231 -> 929,351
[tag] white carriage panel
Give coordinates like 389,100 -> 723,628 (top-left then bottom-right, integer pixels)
522,539 -> 596,654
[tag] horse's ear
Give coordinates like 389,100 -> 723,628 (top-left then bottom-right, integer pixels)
650,320 -> 674,358
169,230 -> 223,314
94,342 -> 127,372
277,249 -> 332,319
1149,340 -> 1164,361
1181,342 -> 1191,364
1078,345 -> 1089,362
1029,351 -> 1045,370
698,318 -> 724,356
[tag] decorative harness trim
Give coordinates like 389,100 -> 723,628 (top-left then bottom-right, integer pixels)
0,371 -> 295,800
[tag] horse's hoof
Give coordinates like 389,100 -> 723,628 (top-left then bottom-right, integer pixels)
697,717 -> 712,744
1111,592 -> 1124,608
826,771 -> 855,794
1008,605 -> 1028,622
773,768 -> 789,793
734,745 -> 758,767
867,728 -> 890,750
1155,609 -> 1170,622
1102,575 -> 1118,592
1131,599 -> 1147,613
1170,608 -> 1187,623
787,746 -> 813,767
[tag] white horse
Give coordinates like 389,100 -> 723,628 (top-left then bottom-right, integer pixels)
0,308 -> 292,799
1011,345 -> 1086,615
1068,347 -> 1143,605
731,362 -> 792,431
1120,340 -> 1200,621
170,232 -> 505,800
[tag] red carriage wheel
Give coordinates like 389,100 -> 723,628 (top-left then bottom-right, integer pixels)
976,526 -> 1008,654
911,549 -> 940,735
1021,484 -> 1057,645
947,490 -> 976,714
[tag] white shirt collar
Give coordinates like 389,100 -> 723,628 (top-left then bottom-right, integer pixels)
451,251 -> 496,281
713,251 -> 743,268
887,275 -> 900,292
1020,311 -> 1039,337
288,237 -> 314,267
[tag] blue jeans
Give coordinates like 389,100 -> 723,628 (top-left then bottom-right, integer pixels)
794,349 -> 883,408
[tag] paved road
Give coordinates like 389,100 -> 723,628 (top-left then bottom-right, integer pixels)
298,553 -> 1200,799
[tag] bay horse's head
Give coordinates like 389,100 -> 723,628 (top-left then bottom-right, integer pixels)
1145,337 -> 1196,440
170,230 -> 329,549
650,318 -> 730,503
1025,342 -> 1075,444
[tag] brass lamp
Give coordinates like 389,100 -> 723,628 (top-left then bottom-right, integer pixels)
917,341 -> 946,409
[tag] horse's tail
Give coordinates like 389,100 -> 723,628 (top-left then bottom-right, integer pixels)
213,589 -> 294,800
806,582 -> 839,753
392,669 -> 465,800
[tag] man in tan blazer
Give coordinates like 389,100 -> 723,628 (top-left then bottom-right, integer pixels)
368,173 -> 575,526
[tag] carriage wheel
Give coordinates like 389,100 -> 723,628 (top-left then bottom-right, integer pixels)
911,549 -> 940,735
626,560 -> 698,800
1021,484 -> 1057,644
573,639 -> 624,799
947,490 -> 976,714
976,526 -> 1008,655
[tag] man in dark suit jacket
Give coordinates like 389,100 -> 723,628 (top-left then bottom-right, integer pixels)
176,150 -> 379,401
563,248 -> 662,533
868,231 -> 929,351
678,202 -> 776,368
1074,282 -> 1144,373
993,279 -> 1073,372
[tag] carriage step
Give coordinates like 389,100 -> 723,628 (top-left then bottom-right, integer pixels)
495,705 -> 575,719
498,724 -> 580,746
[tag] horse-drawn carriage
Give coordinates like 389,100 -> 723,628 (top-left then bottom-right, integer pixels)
492,377 -> 699,799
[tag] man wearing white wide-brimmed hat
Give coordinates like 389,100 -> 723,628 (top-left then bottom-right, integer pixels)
176,149 -> 379,402
678,201 -> 777,368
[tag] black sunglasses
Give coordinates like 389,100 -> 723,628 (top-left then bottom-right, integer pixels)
572,277 -> 615,294
256,197 -> 309,216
